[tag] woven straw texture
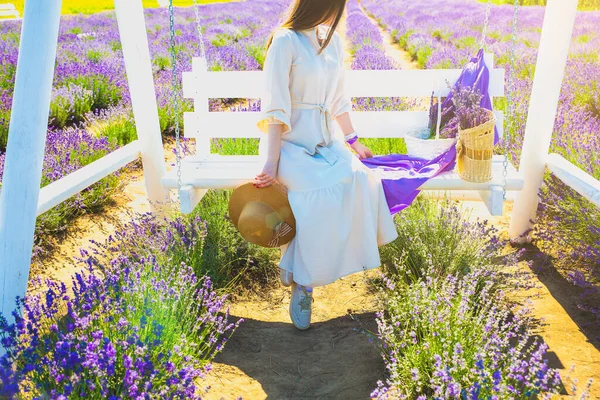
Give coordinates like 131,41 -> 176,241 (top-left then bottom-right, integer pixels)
456,109 -> 496,183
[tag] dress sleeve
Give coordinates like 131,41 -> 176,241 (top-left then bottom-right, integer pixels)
330,33 -> 353,120
257,30 -> 294,134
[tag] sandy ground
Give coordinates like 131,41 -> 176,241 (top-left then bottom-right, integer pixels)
31,5 -> 600,399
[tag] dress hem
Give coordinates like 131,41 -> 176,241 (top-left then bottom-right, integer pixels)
282,262 -> 381,288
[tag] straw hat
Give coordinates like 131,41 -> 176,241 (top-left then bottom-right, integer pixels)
228,182 -> 296,248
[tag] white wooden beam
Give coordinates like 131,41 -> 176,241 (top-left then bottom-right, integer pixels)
546,153 -> 600,208
183,66 -> 506,99
182,110 -> 505,141
37,141 -> 141,216
114,0 -> 170,211
179,185 -> 207,214
478,186 -> 504,216
508,0 -> 579,243
0,0 -> 62,354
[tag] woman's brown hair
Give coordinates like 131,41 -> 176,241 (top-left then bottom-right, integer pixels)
266,0 -> 347,55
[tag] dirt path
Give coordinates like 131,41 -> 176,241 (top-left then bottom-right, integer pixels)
357,2 -> 419,70
203,272 -> 384,399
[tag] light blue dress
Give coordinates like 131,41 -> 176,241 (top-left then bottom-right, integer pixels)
256,25 -> 398,287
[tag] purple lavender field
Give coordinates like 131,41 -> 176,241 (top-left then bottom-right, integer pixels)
0,0 -> 599,397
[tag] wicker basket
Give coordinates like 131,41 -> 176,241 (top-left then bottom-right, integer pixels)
456,109 -> 496,183
405,135 -> 456,159
405,91 -> 456,160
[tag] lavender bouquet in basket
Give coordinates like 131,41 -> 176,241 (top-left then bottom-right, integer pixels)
451,84 -> 496,182
452,84 -> 493,129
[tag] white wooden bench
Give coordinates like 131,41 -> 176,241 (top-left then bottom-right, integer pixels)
162,53 -> 524,215
0,3 -> 19,19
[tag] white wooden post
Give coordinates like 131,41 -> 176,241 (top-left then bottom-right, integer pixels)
0,0 -> 62,350
508,0 -> 579,243
114,0 -> 170,210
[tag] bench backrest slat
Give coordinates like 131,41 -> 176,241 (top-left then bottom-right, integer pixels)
182,53 -> 505,158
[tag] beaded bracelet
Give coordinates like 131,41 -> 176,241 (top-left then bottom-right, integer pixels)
344,131 -> 359,145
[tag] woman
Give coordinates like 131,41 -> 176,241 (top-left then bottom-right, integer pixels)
255,0 -> 398,330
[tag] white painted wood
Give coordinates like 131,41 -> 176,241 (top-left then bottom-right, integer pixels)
179,185 -> 208,214
163,155 -> 523,192
0,11 -> 19,18
37,141 -> 141,216
422,189 -> 517,203
183,110 -> 505,141
0,0 -> 62,354
183,62 -> 505,99
0,3 -> 19,19
508,0 -> 579,243
546,153 -> 600,208
114,0 -> 170,210
478,186 -> 504,216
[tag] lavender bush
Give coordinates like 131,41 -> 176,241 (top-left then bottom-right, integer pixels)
372,268 -> 562,399
90,209 -> 279,292
374,198 -> 562,398
380,198 -> 502,284
0,214 -> 241,398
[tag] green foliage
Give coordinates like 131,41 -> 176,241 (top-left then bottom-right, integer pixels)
211,27 -> 250,48
0,107 -> 11,151
480,0 -> 600,9
153,55 -> 171,71
396,29 -> 415,49
211,33 -> 231,47
246,44 -> 266,67
380,198 -> 502,285
69,27 -> 82,35
456,35 -> 477,49
86,49 -> 105,63
188,190 -> 280,291
88,110 -> 138,146
49,84 -> 94,128
573,80 -> 600,118
361,137 -> 407,156
211,138 -> 260,155
61,74 -> 122,112
431,29 -> 451,42
158,100 -> 193,136
35,153 -> 121,251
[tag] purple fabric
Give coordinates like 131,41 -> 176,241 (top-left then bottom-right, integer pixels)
360,48 -> 494,215
437,48 -> 499,144
361,145 -> 457,215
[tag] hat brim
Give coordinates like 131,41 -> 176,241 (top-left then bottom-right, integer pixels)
228,182 -> 296,247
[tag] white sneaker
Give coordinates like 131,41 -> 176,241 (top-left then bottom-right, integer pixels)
280,268 -> 293,287
289,282 -> 313,330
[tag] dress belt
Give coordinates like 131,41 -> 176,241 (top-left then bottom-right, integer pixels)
291,101 -> 338,166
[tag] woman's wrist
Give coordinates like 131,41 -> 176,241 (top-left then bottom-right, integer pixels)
344,130 -> 359,145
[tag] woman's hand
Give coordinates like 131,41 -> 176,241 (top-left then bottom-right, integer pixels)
350,141 -> 373,159
255,159 -> 279,188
